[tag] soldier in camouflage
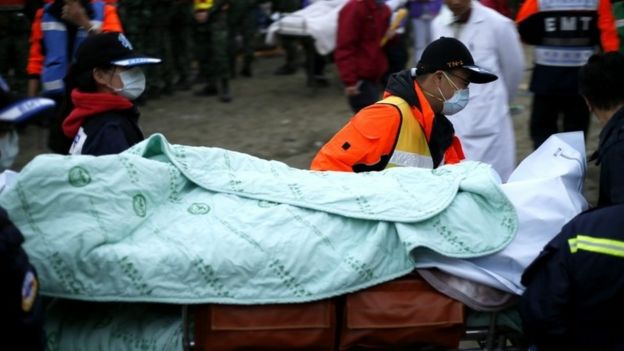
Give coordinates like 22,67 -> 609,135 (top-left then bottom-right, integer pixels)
270,0 -> 302,75
170,0 -> 194,90
227,0 -> 257,78
194,0 -> 232,102
118,0 -> 175,101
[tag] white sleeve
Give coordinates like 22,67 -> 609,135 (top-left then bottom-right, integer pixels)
385,0 -> 408,12
496,19 -> 525,102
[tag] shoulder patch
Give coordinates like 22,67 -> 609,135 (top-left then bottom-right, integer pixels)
21,270 -> 38,312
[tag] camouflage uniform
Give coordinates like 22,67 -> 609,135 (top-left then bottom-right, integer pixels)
271,0 -> 301,75
119,0 -> 175,99
142,0 -> 175,98
194,0 -> 231,102
227,0 -> 257,77
169,0 -> 194,89
0,6 -> 31,95
117,0 -> 149,99
117,0 -> 145,51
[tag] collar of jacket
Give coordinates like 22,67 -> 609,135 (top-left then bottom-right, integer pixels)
384,69 -> 433,138
591,106 -> 624,164
63,89 -> 135,138
383,69 -> 456,167
439,0 -> 486,26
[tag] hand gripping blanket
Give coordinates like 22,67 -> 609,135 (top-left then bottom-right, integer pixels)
0,134 -> 517,304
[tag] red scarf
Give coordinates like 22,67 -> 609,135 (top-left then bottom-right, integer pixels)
63,89 -> 133,138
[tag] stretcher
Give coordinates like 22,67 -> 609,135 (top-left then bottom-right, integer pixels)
44,298 -> 528,351
265,1 -> 345,56
10,133 -> 586,351
265,0 -> 408,89
268,13 -> 329,89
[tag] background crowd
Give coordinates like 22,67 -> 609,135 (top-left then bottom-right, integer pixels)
2,0 -> 623,178
3,1 -> 624,350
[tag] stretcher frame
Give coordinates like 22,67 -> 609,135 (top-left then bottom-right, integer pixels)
273,14 -> 328,89
179,304 -> 528,351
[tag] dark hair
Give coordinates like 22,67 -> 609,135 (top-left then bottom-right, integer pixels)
58,63 -> 114,121
579,52 -> 624,111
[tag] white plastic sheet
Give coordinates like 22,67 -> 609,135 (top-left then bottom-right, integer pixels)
265,0 -> 408,55
413,132 -> 588,294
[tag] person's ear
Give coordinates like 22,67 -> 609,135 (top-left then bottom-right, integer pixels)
433,70 -> 446,88
92,68 -> 111,86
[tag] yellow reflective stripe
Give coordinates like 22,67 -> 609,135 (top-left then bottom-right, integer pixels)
194,0 -> 213,10
568,238 -> 578,253
568,235 -> 624,258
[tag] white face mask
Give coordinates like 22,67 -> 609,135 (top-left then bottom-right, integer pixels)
0,130 -> 19,171
438,72 -> 470,115
113,67 -> 146,100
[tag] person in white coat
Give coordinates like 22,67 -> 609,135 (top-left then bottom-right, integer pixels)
431,0 -> 524,181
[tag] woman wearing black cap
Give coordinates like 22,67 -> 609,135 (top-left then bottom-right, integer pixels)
60,32 -> 161,156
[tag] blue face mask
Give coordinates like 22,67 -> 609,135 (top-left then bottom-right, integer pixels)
438,72 -> 470,115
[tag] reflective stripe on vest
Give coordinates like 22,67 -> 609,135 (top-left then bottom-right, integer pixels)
534,46 -> 595,66
41,2 -> 105,95
533,0 -> 599,67
538,0 -> 598,11
194,0 -> 213,10
378,96 -> 433,169
568,235 -> 624,258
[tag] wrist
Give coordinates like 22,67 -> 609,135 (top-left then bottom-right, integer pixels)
86,21 -> 101,34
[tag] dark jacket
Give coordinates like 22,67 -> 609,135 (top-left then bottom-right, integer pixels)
590,106 -> 624,207
0,207 -> 45,351
63,89 -> 144,156
520,204 -> 624,351
75,108 -> 144,156
334,0 -> 390,86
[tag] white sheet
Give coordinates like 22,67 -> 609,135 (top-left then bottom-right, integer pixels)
265,0 -> 408,55
413,132 -> 588,294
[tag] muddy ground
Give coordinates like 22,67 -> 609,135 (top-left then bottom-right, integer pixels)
13,48 -> 602,204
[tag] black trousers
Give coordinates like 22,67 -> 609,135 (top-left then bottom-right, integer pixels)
530,93 -> 590,149
348,79 -> 381,113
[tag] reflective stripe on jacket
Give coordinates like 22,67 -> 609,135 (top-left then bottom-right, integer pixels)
27,1 -> 123,92
516,0 -> 619,56
194,0 -> 214,10
568,235 -> 624,257
516,0 -> 619,93
39,1 -> 104,94
520,204 -> 624,351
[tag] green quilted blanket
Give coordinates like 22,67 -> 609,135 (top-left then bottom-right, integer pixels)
0,134 -> 517,304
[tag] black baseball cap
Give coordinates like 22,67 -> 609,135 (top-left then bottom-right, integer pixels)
414,37 -> 497,84
73,32 -> 161,72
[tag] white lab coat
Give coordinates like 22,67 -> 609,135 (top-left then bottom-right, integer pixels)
431,1 -> 524,181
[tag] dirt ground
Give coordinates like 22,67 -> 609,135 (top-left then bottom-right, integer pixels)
13,47 -> 602,204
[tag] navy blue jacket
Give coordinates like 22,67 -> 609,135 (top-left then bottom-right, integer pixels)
591,107 -> 624,207
73,107 -> 144,156
520,204 -> 624,351
0,207 -> 45,351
